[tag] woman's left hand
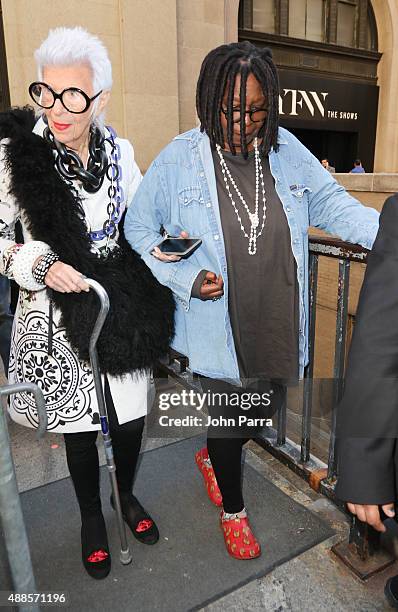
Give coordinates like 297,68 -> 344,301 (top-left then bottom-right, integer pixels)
152,231 -> 189,262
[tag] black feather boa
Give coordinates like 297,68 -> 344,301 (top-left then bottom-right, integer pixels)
0,107 -> 175,376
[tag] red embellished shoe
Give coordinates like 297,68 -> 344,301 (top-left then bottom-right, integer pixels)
195,447 -> 223,507
81,514 -> 111,579
220,511 -> 261,560
110,493 -> 159,545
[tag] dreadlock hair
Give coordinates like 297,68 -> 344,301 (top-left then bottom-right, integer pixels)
196,41 -> 280,158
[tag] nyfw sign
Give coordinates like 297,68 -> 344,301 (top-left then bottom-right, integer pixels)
279,88 -> 358,122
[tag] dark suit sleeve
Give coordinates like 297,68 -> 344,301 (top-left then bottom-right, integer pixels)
335,195 -> 398,504
336,438 -> 397,504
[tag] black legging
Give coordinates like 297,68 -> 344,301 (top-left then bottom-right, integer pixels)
201,376 -> 286,514
64,377 -> 145,519
207,436 -> 247,513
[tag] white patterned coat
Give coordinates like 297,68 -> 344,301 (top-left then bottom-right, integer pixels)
0,118 -> 154,433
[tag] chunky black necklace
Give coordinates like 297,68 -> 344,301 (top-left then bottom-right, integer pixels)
43,124 -> 108,193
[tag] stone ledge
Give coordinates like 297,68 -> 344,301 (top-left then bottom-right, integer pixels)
333,173 -> 398,193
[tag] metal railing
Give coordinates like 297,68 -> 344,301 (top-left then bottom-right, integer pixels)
0,383 -> 46,612
256,236 -> 369,494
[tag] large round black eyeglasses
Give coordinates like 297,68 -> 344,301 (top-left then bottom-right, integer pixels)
29,82 -> 102,114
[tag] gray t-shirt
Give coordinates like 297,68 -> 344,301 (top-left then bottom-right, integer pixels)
211,147 -> 299,383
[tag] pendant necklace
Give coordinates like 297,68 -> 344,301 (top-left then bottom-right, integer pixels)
216,137 -> 267,255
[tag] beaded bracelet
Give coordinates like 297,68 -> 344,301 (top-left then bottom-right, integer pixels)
12,240 -> 52,291
32,251 -> 59,284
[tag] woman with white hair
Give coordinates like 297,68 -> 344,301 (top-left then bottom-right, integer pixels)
0,27 -> 174,579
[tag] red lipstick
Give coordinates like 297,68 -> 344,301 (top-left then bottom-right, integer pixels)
53,122 -> 71,131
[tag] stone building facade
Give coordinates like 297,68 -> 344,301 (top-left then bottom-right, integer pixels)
0,0 -> 239,170
0,1 -> 396,172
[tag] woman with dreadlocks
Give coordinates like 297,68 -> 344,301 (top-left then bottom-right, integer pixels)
0,27 -> 175,578
125,41 -> 379,560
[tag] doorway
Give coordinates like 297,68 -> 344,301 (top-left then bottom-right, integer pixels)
287,127 -> 359,173
289,128 -> 359,172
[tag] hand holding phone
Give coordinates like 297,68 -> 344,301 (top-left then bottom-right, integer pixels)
158,237 -> 202,258
152,230 -> 193,262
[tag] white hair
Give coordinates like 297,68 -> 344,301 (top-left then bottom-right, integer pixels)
34,27 -> 112,128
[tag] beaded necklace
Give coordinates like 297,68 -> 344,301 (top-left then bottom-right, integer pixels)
216,137 -> 267,255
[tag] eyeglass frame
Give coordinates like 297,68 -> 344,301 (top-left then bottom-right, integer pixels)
220,106 -> 268,124
28,81 -> 103,114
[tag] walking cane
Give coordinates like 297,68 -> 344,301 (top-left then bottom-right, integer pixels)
85,278 -> 132,565
0,382 -> 46,612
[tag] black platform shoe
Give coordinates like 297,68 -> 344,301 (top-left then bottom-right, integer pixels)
81,513 -> 111,579
110,493 -> 159,545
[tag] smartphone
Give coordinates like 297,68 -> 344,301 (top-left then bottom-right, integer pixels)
158,237 -> 202,258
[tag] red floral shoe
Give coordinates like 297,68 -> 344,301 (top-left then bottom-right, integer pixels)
220,512 -> 261,560
195,447 -> 223,507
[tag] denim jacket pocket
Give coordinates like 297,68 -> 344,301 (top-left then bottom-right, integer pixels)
178,186 -> 209,236
290,184 -> 312,200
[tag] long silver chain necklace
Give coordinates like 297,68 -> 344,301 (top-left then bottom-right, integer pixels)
216,137 -> 267,255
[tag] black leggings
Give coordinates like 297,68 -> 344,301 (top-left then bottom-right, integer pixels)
207,437 -> 247,513
201,376 -> 286,514
63,377 -> 145,519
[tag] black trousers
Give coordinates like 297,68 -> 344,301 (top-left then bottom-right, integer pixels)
63,377 -> 145,519
200,376 -> 286,513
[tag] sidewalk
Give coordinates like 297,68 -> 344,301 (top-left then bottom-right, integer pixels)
2,372 -> 396,611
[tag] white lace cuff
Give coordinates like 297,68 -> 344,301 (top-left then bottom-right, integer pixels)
12,241 -> 52,291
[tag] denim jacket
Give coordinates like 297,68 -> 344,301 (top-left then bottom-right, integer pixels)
125,127 -> 379,383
